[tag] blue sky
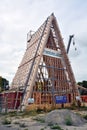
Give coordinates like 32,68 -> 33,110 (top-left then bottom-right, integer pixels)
0,0 -> 87,84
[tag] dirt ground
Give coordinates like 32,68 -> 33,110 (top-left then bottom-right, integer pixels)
0,109 -> 87,130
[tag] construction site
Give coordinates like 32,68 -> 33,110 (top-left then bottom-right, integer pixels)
0,13 -> 83,111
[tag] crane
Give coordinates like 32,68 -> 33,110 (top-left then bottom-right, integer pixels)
66,35 -> 75,54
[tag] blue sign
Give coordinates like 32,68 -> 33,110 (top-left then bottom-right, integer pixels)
55,96 -> 67,104
43,48 -> 61,58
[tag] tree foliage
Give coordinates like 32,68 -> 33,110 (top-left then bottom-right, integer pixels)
78,80 -> 87,88
0,76 -> 9,92
77,80 -> 87,95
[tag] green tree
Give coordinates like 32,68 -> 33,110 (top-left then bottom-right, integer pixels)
0,76 -> 3,92
78,80 -> 87,95
78,80 -> 87,88
0,76 -> 9,92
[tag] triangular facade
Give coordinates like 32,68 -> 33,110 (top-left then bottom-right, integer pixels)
11,14 -> 79,107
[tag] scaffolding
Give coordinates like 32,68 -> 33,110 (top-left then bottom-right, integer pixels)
10,13 -> 80,109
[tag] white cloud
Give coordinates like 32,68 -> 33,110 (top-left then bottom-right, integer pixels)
0,0 -> 87,83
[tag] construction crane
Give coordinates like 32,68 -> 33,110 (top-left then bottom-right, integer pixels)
67,35 -> 74,54
67,36 -> 87,94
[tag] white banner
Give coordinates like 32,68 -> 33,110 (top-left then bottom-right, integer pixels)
43,48 -> 61,58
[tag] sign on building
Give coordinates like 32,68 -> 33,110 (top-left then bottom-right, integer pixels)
43,48 -> 61,58
55,96 -> 67,104
28,98 -> 34,104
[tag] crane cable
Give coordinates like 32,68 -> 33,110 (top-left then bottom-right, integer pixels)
73,36 -> 77,51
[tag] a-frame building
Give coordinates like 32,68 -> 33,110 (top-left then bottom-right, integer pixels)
11,13 -> 80,109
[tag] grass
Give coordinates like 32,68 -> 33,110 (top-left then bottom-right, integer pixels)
48,122 -> 63,130
33,117 -> 45,123
40,128 -> 44,130
13,121 -> 20,124
50,123 -> 64,130
65,115 -> 73,126
19,122 -> 27,128
48,122 -> 54,126
0,109 -> 41,118
0,110 -> 18,118
83,115 -> 87,120
2,118 -> 11,125
17,110 -> 41,117
79,106 -> 87,111
8,111 -> 17,117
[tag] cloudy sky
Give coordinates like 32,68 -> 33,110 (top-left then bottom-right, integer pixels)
0,0 -> 87,84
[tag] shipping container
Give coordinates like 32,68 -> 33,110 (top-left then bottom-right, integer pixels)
81,95 -> 87,102
0,91 -> 23,109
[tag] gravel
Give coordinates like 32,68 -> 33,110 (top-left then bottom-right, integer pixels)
44,109 -> 86,126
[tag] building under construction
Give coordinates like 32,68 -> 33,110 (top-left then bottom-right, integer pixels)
0,14 -> 80,110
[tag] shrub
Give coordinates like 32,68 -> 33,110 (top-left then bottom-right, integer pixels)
65,115 -> 73,126
22,110 -> 38,117
48,122 -> 53,126
19,123 -> 27,127
50,124 -> 63,130
2,118 -> 11,125
8,111 -> 17,117
40,128 -> 44,130
34,117 -> 45,123
14,121 -> 20,124
83,115 -> 87,120
36,108 -> 43,113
